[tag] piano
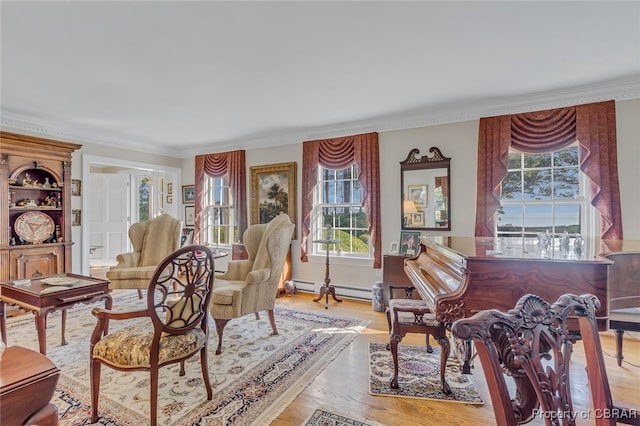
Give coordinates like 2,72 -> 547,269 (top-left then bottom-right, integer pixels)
403,236 -> 640,373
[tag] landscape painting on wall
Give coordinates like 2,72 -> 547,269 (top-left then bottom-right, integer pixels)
250,161 -> 297,239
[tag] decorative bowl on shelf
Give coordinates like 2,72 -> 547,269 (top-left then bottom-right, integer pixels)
13,211 -> 55,243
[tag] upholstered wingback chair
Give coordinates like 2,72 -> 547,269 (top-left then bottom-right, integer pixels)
106,214 -> 182,293
210,213 -> 295,354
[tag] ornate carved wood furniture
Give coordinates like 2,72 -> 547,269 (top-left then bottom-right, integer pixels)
90,245 -> 215,426
0,345 -> 60,426
403,236 -> 612,373
1,131 -> 81,283
452,294 -> 640,426
386,285 -> 450,394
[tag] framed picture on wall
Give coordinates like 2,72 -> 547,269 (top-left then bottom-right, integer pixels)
250,161 -> 297,239
71,179 -> 82,197
182,185 -> 195,204
408,184 -> 428,208
184,205 -> 195,226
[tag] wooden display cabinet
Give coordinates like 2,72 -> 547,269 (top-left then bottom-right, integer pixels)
1,131 -> 81,282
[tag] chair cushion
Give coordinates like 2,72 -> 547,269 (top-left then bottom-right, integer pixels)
92,321 -> 206,368
106,265 -> 156,280
211,280 -> 246,303
388,298 -> 439,327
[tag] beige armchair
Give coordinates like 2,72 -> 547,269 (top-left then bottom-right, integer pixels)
106,214 -> 182,294
210,213 -> 295,354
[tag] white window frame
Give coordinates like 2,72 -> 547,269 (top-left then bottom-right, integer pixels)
498,143 -> 598,241
202,175 -> 236,247
311,164 -> 372,259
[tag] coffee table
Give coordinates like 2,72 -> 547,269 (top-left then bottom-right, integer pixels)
0,273 -> 111,355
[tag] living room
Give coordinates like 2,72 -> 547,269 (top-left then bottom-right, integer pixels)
2,2 -> 640,425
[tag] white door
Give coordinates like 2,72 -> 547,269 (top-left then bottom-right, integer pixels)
88,173 -> 130,266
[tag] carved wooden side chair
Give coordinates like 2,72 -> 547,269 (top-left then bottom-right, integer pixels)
452,293 -> 639,426
386,285 -> 451,394
90,245 -> 215,426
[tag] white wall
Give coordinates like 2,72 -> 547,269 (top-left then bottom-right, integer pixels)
73,99 -> 640,289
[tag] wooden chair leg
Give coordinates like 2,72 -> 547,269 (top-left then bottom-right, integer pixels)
425,333 -> 433,353
200,346 -> 213,400
389,335 -> 401,389
267,309 -> 278,335
137,289 -> 143,299
214,318 -> 230,355
90,358 -> 101,423
179,360 -> 185,376
150,368 -> 159,426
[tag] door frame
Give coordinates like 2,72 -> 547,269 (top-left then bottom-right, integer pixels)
80,154 -> 181,275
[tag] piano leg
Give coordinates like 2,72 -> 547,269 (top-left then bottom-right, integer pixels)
462,339 -> 472,374
436,334 -> 452,395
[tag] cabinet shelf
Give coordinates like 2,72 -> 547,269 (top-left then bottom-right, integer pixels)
10,207 -> 62,211
9,185 -> 62,191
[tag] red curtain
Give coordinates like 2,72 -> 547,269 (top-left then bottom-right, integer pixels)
194,150 -> 247,243
301,132 -> 382,268
475,100 -> 622,239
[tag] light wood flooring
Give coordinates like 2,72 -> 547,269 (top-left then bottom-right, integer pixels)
88,267 -> 639,425
272,292 -> 640,426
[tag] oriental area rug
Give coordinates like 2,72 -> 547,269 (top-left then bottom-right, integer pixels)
368,342 -> 483,404
4,291 -> 368,425
302,407 -> 385,426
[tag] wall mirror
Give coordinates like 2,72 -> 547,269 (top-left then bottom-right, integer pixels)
400,147 -> 451,231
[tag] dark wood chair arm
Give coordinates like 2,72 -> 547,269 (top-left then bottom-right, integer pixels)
91,307 -> 149,321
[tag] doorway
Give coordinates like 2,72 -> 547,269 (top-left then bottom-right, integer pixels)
80,154 -> 180,276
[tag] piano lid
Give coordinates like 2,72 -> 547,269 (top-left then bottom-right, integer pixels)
422,236 -> 640,263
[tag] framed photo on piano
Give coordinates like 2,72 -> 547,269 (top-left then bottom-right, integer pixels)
399,231 -> 420,257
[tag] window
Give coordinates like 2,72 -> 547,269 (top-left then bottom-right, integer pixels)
497,143 -> 595,240
137,175 -> 151,222
202,175 -> 236,246
312,164 -> 370,257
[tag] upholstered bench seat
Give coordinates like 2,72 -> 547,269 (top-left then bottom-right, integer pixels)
385,294 -> 451,394
387,298 -> 440,328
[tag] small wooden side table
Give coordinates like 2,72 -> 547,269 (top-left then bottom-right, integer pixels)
312,238 -> 342,309
0,345 -> 60,425
0,273 -> 112,355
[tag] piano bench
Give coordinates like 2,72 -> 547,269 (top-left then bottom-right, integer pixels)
386,299 -> 452,395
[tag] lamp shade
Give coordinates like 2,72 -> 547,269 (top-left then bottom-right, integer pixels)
403,199 -> 418,214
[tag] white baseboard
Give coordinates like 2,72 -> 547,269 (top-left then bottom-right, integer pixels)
291,280 -> 373,302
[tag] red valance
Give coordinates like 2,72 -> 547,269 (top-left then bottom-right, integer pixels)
475,100 -> 622,239
194,150 -> 247,243
301,132 -> 382,268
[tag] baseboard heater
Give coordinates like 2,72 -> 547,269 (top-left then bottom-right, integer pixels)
291,280 -> 372,302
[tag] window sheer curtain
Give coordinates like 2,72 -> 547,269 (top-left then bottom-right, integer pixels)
194,150 -> 247,244
475,100 -> 622,239
300,132 -> 382,268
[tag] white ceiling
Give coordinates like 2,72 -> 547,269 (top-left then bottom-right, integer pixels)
2,1 -> 639,158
